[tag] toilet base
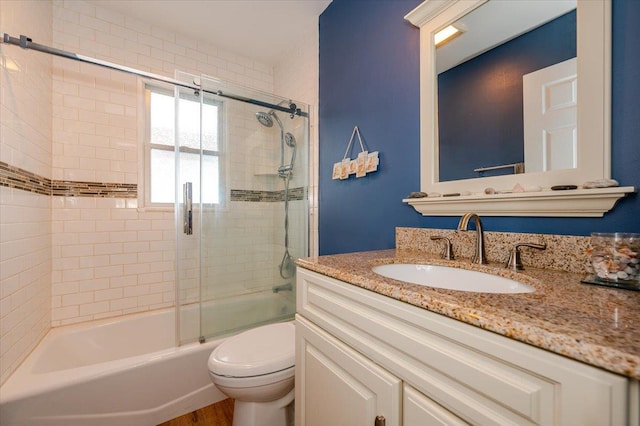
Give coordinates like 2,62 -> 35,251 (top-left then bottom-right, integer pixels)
232,388 -> 294,426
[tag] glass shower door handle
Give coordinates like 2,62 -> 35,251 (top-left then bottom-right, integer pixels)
183,182 -> 193,235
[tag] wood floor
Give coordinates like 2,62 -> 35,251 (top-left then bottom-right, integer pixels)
159,398 -> 234,426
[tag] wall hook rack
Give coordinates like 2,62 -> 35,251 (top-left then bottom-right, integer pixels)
332,126 -> 379,180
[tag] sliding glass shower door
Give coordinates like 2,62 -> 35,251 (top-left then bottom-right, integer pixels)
175,73 -> 308,345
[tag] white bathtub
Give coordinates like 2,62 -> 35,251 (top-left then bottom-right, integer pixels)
0,292 -> 294,425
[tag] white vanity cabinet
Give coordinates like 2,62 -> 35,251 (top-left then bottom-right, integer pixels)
295,268 -> 636,426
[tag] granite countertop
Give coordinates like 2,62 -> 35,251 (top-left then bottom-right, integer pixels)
296,249 -> 640,380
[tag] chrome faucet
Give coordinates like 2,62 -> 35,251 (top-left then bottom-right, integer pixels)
272,283 -> 293,293
457,213 -> 487,264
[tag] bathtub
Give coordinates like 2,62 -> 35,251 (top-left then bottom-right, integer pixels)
0,291 -> 294,425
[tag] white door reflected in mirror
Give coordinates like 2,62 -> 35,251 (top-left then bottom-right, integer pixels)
524,57 -> 578,173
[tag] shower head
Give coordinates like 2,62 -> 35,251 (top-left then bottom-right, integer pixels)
255,111 -> 273,127
284,132 -> 296,147
256,110 -> 285,131
278,132 -> 297,178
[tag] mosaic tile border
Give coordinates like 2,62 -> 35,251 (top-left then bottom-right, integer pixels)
0,161 -> 51,196
2,161 -> 307,202
50,181 -> 137,198
230,186 -> 306,202
1,161 -> 137,198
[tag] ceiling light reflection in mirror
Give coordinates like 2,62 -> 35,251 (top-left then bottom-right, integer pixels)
434,25 -> 463,47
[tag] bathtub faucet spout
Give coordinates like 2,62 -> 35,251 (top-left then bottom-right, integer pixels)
273,283 -> 293,293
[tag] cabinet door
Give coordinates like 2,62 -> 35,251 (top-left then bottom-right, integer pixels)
295,315 -> 402,426
404,384 -> 469,426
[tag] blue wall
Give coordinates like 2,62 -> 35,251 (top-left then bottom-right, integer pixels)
438,11 -> 576,181
319,0 -> 639,256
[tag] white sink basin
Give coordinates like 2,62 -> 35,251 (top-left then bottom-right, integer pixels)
372,264 -> 535,294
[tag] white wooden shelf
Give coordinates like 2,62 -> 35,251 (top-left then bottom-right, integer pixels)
404,186 -> 636,217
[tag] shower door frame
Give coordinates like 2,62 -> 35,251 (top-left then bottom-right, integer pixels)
175,73 -> 310,346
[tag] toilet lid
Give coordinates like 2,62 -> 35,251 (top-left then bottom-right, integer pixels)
208,322 -> 295,378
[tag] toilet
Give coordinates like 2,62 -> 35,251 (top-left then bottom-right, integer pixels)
208,322 -> 295,426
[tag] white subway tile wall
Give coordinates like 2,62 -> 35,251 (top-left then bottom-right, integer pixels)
49,0 -> 278,325
51,196 -> 176,325
0,0 -> 319,385
0,0 -> 53,386
49,0 -> 316,326
0,187 -> 52,386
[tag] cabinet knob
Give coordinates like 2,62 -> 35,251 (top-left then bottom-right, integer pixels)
375,415 -> 386,426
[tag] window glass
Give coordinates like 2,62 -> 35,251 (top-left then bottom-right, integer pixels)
150,148 -> 175,203
177,97 -> 201,150
178,152 -> 219,204
150,91 -> 175,147
147,86 -> 222,205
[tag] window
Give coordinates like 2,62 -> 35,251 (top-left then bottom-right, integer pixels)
146,85 -> 223,206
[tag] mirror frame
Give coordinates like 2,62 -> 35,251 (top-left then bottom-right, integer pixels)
404,0 -> 634,217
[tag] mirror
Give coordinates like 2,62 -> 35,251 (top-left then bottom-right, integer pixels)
436,1 -> 576,182
403,0 -> 633,217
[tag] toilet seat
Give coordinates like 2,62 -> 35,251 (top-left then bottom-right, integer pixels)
210,365 -> 294,389
208,322 -> 295,378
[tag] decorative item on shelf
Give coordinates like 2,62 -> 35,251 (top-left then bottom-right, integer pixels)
332,126 -> 379,180
512,183 -> 542,193
484,187 -> 515,195
583,178 -> 619,189
523,185 -> 542,192
512,183 -> 525,193
442,191 -> 472,197
551,184 -> 578,191
407,191 -> 428,198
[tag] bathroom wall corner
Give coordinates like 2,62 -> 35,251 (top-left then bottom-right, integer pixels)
0,0 -> 53,386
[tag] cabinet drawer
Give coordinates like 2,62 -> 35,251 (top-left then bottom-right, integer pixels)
297,268 -> 628,425
404,384 -> 468,426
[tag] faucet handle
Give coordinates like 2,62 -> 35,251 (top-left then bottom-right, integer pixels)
430,236 -> 454,260
506,243 -> 547,270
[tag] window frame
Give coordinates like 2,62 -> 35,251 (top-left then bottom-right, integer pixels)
143,83 -> 224,208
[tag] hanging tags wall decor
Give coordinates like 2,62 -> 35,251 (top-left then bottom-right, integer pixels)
332,126 -> 379,180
